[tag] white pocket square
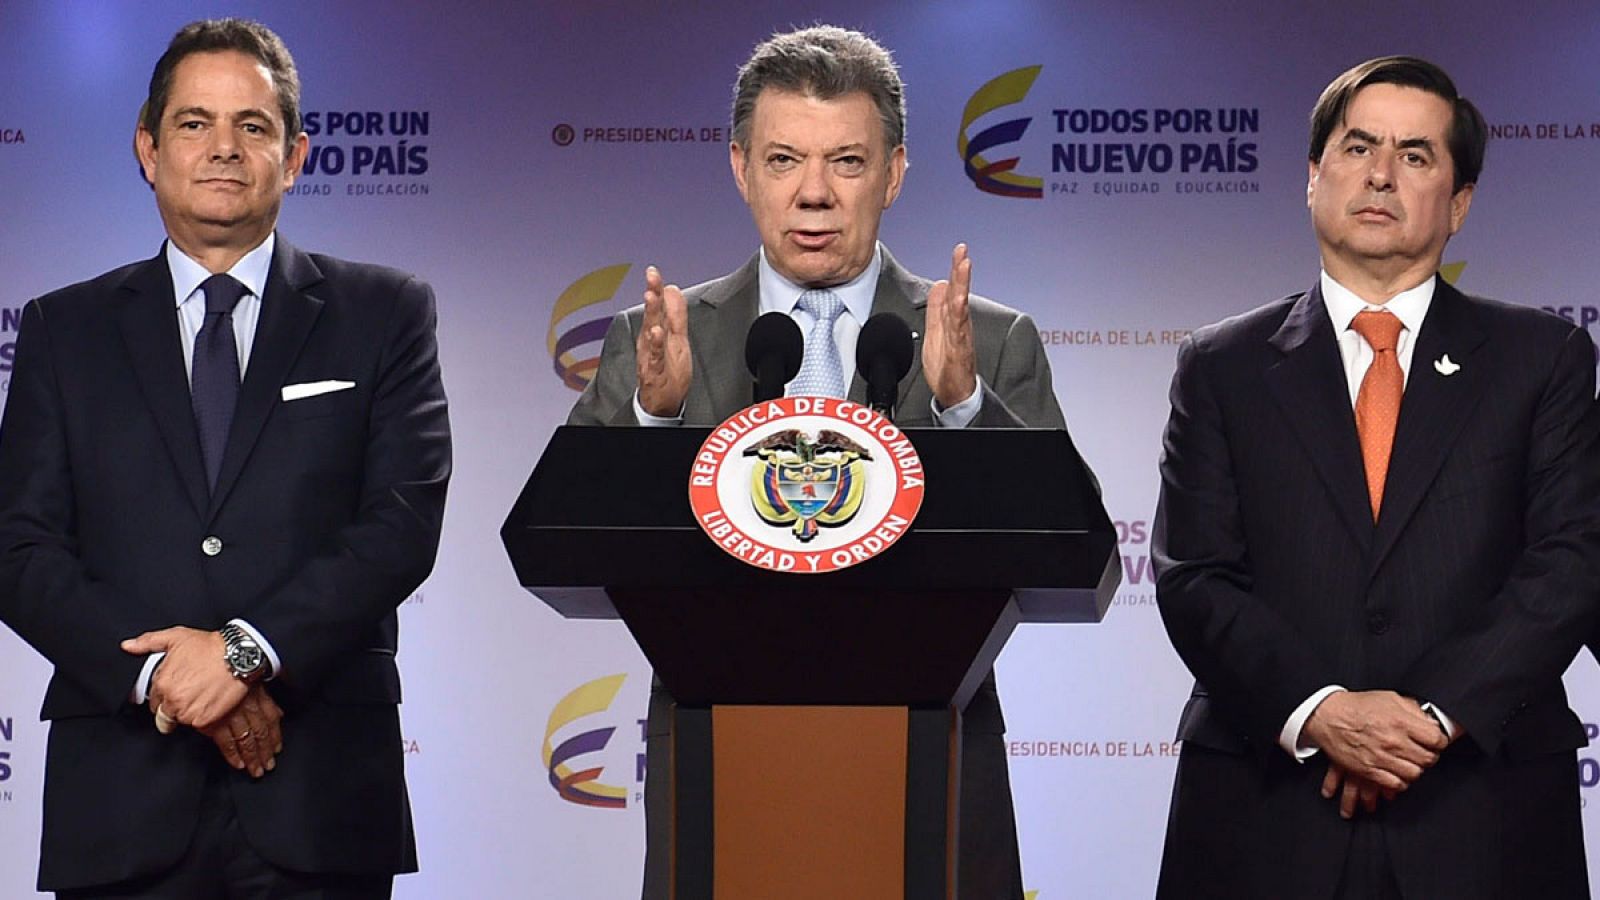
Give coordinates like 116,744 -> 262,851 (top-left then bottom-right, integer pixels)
281,380 -> 355,402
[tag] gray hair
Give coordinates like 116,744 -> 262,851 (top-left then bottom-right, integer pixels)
731,25 -> 906,151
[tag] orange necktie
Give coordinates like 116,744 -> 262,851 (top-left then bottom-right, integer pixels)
1351,310 -> 1404,520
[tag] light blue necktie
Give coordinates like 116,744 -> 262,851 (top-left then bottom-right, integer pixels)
789,289 -> 847,398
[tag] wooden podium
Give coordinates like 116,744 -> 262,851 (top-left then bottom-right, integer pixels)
503,426 -> 1118,899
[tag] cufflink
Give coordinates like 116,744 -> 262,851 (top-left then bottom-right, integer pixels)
1420,703 -> 1450,738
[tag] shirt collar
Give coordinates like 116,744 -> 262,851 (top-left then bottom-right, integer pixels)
166,232 -> 275,308
757,243 -> 882,324
1320,269 -> 1435,336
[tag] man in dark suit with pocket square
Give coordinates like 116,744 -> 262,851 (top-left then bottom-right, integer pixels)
0,18 -> 449,898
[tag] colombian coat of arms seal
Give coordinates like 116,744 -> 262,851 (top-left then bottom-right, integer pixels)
687,396 -> 925,573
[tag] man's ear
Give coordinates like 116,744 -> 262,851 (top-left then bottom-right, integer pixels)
1448,183 -> 1475,236
883,144 -> 907,210
730,141 -> 751,204
282,132 -> 310,189
135,124 -> 159,187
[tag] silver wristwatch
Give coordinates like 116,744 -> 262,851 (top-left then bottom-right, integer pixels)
220,623 -> 268,684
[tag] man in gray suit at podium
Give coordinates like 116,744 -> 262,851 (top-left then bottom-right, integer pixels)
569,24 -> 1076,900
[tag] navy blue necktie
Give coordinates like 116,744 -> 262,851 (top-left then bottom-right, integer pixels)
192,274 -> 246,492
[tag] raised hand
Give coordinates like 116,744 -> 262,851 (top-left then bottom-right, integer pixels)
635,265 -> 692,417
922,243 -> 978,409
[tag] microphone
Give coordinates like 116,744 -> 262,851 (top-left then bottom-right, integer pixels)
744,312 -> 803,403
855,313 -> 914,420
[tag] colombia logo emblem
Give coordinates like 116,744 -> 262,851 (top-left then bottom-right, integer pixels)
958,65 -> 1045,199
541,674 -> 629,809
689,397 -> 925,573
549,264 -> 630,391
746,428 -> 871,542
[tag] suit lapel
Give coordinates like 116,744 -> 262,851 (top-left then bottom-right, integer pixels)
1263,284 -> 1374,549
1369,280 -> 1490,569
207,239 -> 324,518
116,252 -> 210,519
697,248 -> 931,421
690,255 -> 761,421
858,249 -> 929,418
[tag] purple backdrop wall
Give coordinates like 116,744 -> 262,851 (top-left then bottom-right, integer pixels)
1,1 -> 1597,896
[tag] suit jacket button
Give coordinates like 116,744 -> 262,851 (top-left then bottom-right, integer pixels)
202,536 -> 223,557
1367,611 -> 1389,634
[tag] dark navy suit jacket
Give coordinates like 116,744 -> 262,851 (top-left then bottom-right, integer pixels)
0,238 -> 450,891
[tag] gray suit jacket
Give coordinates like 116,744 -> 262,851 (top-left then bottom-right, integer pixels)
569,247 -> 1066,433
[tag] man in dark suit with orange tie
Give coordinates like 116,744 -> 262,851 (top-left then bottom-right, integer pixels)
0,19 -> 449,898
1154,56 -> 1600,899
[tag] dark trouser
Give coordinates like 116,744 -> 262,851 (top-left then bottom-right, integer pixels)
58,771 -> 392,900
1333,817 -> 1403,900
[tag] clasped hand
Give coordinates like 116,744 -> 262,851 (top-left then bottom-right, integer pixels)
123,626 -> 283,778
1303,690 -> 1452,819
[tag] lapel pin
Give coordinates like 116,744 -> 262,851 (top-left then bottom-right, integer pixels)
911,331 -> 921,340
1434,354 -> 1461,376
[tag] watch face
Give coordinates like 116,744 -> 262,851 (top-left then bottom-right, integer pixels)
229,644 -> 264,674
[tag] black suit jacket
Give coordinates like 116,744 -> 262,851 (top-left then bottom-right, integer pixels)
1153,279 -> 1600,899
0,238 -> 450,891
569,247 -> 1074,900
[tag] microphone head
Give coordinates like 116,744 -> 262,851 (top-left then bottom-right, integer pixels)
745,309 -> 804,382
856,313 -> 914,384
